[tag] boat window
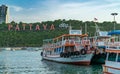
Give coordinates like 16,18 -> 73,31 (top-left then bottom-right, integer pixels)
117,53 -> 120,62
109,47 -> 117,49
108,53 -> 116,61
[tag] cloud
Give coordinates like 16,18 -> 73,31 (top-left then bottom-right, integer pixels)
103,0 -> 120,3
10,5 -> 23,12
8,0 -> 120,23
42,0 -> 120,22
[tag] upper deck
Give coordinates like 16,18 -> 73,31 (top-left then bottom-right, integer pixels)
42,30 -> 90,51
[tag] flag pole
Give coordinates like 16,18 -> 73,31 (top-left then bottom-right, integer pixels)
94,18 -> 98,37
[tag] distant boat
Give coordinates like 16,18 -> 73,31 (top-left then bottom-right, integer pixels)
26,47 -> 35,51
26,47 -> 40,51
4,47 -> 11,51
41,29 -> 95,65
11,48 -> 15,51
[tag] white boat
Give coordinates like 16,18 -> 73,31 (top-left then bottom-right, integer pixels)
103,30 -> 120,74
103,45 -> 120,74
90,27 -> 111,64
91,23 -> 111,49
41,29 -> 94,65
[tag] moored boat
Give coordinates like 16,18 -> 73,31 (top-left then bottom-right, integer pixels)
103,30 -> 120,74
41,29 -> 95,65
89,22 -> 111,64
90,31 -> 110,64
103,45 -> 120,74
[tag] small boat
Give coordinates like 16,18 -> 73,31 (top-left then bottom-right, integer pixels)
41,29 -> 95,65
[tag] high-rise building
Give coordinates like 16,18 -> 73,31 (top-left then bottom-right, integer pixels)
0,5 -> 8,24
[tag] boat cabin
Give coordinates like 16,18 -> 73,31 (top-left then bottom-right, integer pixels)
91,31 -> 111,48
42,30 -> 92,57
107,30 -> 120,45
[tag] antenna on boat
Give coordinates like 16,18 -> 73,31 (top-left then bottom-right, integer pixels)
69,23 -> 72,30
69,23 -> 73,34
85,23 -> 87,34
94,18 -> 100,37
95,23 -> 100,37
80,26 -> 82,34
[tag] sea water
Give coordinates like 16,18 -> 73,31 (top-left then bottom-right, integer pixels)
0,49 -> 103,74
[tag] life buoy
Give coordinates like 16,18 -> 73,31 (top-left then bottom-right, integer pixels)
67,52 -> 71,57
63,53 -> 67,58
80,49 -> 87,55
62,53 -> 70,58
70,52 -> 74,56
66,53 -> 70,58
75,51 -> 80,55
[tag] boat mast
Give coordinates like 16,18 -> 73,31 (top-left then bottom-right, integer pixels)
85,23 -> 87,34
69,23 -> 72,34
95,22 -> 100,37
69,24 -> 72,30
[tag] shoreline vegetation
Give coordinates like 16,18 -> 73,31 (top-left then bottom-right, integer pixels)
0,19 -> 120,47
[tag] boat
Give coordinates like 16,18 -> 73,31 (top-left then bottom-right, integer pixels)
90,31 -> 111,64
90,23 -> 111,64
103,44 -> 120,74
103,30 -> 120,74
41,29 -> 95,65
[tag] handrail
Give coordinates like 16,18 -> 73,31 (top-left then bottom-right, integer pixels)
81,40 -> 90,45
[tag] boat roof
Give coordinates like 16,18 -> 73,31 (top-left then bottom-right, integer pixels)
108,30 -> 120,35
43,39 -> 53,43
43,34 -> 88,42
53,34 -> 88,40
106,49 -> 120,53
43,39 -> 53,41
99,31 -> 110,36
96,36 -> 111,38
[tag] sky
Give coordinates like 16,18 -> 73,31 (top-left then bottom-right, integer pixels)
0,0 -> 120,23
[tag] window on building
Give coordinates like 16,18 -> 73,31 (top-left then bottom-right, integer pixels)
108,53 -> 116,61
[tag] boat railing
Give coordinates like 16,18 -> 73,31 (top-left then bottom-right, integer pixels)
64,39 -> 75,46
55,41 -> 62,47
96,41 -> 105,46
75,41 -> 81,45
81,40 -> 90,46
106,44 -> 120,50
107,42 -> 120,46
43,43 -> 53,50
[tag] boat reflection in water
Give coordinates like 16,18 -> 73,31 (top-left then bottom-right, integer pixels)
42,60 -> 103,74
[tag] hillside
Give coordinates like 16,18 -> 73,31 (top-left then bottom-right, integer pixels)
0,19 -> 120,47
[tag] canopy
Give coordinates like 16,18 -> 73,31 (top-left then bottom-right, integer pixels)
108,30 -> 120,35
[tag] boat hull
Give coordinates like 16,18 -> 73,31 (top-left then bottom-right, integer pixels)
42,53 -> 93,65
91,53 -> 106,64
103,61 -> 120,74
